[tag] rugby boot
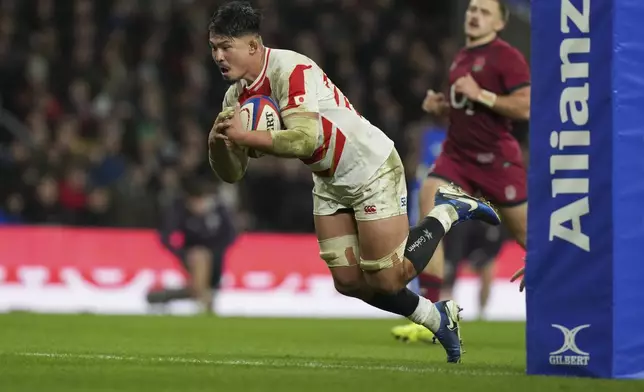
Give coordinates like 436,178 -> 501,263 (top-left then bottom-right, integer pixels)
433,300 -> 463,363
435,183 -> 501,226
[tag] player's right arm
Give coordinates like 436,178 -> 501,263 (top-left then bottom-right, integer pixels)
268,63 -> 325,158
223,110 -> 319,159
208,86 -> 250,183
422,89 -> 450,118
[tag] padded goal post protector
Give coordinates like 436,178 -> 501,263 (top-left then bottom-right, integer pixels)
528,0 -> 644,379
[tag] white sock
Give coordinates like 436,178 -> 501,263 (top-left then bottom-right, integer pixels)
407,296 -> 441,333
428,204 -> 458,233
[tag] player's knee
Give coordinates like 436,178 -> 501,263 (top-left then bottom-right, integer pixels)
359,237 -> 406,272
319,235 -> 370,299
359,239 -> 409,294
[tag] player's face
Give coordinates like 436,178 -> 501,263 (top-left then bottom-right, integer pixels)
465,0 -> 505,41
209,34 -> 255,82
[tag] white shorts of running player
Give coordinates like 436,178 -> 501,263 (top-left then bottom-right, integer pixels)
313,149 -> 408,221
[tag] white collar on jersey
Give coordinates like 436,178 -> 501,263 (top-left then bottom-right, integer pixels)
243,47 -> 271,91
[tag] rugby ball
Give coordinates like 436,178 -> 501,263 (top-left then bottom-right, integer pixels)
239,95 -> 282,158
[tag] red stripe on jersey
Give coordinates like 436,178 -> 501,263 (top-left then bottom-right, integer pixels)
283,64 -> 312,111
343,96 -> 351,109
301,117 -> 333,164
330,129 -> 346,174
312,126 -> 347,178
238,78 -> 273,105
323,73 -> 340,106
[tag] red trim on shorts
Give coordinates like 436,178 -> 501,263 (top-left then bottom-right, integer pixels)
426,173 -> 469,191
487,198 -> 528,208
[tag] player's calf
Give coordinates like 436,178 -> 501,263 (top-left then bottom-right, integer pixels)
498,202 -> 527,249
395,184 -> 500,281
330,235 -> 463,362
331,268 -> 373,301
332,276 -> 370,299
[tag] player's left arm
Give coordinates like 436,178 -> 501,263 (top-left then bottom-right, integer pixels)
454,47 -> 530,121
214,65 -> 319,159
484,46 -> 531,120
478,84 -> 530,121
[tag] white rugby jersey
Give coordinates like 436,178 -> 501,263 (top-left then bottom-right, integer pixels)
222,47 -> 394,188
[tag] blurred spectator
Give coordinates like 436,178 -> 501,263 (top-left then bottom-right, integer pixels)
0,193 -> 24,224
81,187 -> 115,226
0,0 -> 453,232
23,174 -> 65,224
58,163 -> 88,221
148,178 -> 236,313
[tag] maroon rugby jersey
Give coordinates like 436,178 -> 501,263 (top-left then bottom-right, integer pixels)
444,38 -> 530,165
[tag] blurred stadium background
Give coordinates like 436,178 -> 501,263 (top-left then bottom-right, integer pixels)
0,0 -> 530,318
5,1 -> 634,391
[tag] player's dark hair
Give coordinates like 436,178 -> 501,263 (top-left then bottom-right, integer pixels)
208,1 -> 262,38
496,0 -> 510,23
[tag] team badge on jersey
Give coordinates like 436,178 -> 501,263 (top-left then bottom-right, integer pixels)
472,57 -> 486,72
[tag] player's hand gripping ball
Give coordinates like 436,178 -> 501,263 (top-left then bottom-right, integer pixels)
214,95 -> 282,158
210,107 -> 236,148
213,103 -> 246,144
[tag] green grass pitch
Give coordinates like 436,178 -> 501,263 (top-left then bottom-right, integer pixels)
0,313 -> 642,391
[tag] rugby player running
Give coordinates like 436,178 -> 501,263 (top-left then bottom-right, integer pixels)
391,0 -> 531,342
207,1 -> 502,363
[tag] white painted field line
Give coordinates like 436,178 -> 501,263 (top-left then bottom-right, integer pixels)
15,352 -> 522,377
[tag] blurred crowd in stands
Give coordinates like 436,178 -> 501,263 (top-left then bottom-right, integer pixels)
0,0 -> 467,232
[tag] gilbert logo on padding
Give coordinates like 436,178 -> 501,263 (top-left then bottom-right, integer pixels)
549,324 -> 590,366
